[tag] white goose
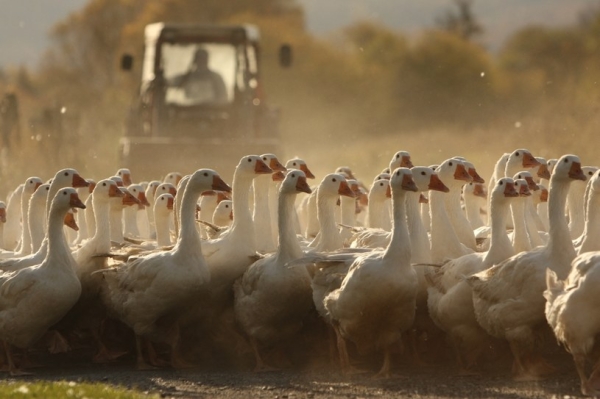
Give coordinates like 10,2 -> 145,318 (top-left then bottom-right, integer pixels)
252,154 -> 287,253
309,173 -> 355,252
3,184 -> 23,251
323,167 -> 418,377
512,171 -> 546,248
0,177 -> 42,259
99,169 -> 230,369
284,158 -> 315,236
567,166 -> 598,240
509,179 -> 534,254
212,200 -> 233,229
577,170 -> 600,254
28,183 -> 50,253
234,170 -> 312,370
463,182 -> 487,231
0,169 -> 89,272
348,178 -> 391,249
123,184 -> 150,239
467,154 -> 586,380
154,193 -> 175,247
74,180 -> 95,245
202,155 -> 272,290
142,180 -> 160,239
545,253 -> 600,396
0,188 -> 85,375
430,158 -> 473,263
198,190 -> 228,239
538,158 -> 557,230
426,177 -> 518,372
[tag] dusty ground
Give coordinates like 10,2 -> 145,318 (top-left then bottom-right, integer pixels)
4,350 -> 586,399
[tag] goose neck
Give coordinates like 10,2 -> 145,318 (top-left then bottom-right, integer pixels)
485,197 -> 513,264
317,190 -> 342,251
46,204 -> 73,270
173,181 -> 203,256
547,178 -> 576,271
384,190 -> 410,263
276,191 -> 303,263
406,191 -> 430,262
92,195 -> 112,253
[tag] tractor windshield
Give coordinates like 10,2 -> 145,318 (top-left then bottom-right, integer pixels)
161,43 -> 237,105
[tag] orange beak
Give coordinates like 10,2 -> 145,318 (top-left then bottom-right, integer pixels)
385,184 -> 392,198
122,173 -> 132,186
300,164 -> 315,179
269,158 -> 287,172
569,161 -> 586,181
295,176 -> 312,194
429,174 -> 450,193
255,158 -> 273,174
504,182 -> 519,197
454,163 -> 472,182
338,180 -> 356,198
272,171 -> 286,182
88,181 -> 97,194
72,173 -> 89,188
540,188 -> 549,202
64,212 -> 79,231
401,155 -> 413,168
468,168 -> 485,184
525,176 -> 539,191
473,184 -> 487,198
0,208 -> 6,223
108,184 -> 125,198
519,183 -> 531,197
522,152 -> 541,168
69,193 -> 86,209
537,164 -> 551,180
402,174 -> 418,192
166,196 -> 174,210
212,175 -> 232,193
123,190 -> 141,206
137,192 -> 150,209
419,193 -> 429,204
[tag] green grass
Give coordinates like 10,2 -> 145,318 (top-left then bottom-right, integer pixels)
1,381 -> 158,399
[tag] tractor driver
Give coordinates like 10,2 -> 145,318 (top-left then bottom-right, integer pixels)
169,48 -> 228,104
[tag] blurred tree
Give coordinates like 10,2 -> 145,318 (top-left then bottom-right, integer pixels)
435,0 -> 483,42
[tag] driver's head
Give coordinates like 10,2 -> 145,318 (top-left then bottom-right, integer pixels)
192,48 -> 209,69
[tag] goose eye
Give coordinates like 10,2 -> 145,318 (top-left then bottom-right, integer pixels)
291,173 -> 295,178
248,158 -> 252,162
396,171 -> 400,176
396,154 -> 400,158
332,178 -> 337,182
516,152 -> 520,156
421,171 -> 426,176
226,205 -> 229,208
499,181 -> 503,185
102,183 -> 106,187
64,172 -> 69,176
203,172 -> 208,177
469,182 -> 473,186
293,163 -> 297,166
63,191 -> 67,195
590,171 -> 594,175
263,157 -> 267,161
380,183 -> 383,186
564,159 -> 568,163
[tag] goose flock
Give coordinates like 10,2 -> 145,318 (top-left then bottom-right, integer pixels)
0,150 -> 599,395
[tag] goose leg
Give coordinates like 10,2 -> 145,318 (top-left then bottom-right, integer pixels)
333,325 -> 363,374
586,354 -> 600,394
374,346 -> 392,379
91,320 -> 127,363
135,335 -> 154,370
169,323 -> 195,369
3,341 -> 30,376
250,337 -> 277,372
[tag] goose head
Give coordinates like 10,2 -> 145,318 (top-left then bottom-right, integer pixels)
453,158 -> 485,184
23,177 -> 43,196
411,166 -> 449,193
272,171 -> 286,182
547,159 -> 558,176
53,187 -> 86,211
127,184 -> 150,209
318,173 -> 355,200
389,150 -> 413,170
188,169 -> 231,193
436,158 -> 472,188
155,193 -> 175,214
535,157 -> 551,180
164,172 -> 183,186
513,171 -> 539,191
282,169 -> 312,195
390,167 -> 418,193
146,180 -> 161,197
94,179 -> 125,201
553,155 -> 586,182
286,158 -> 315,179
464,182 -> 487,199
260,154 -> 287,172
493,177 -> 519,200
54,168 -> 89,189
110,176 -> 124,187
238,155 -> 273,177
532,184 -> 548,204
156,182 -> 177,197
514,179 -> 532,197
116,168 -> 132,186
213,199 -> 233,224
374,172 -> 391,181
583,166 -> 599,180
506,149 -> 540,174
369,179 -> 391,201
85,179 -> 97,195
335,166 -> 356,180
